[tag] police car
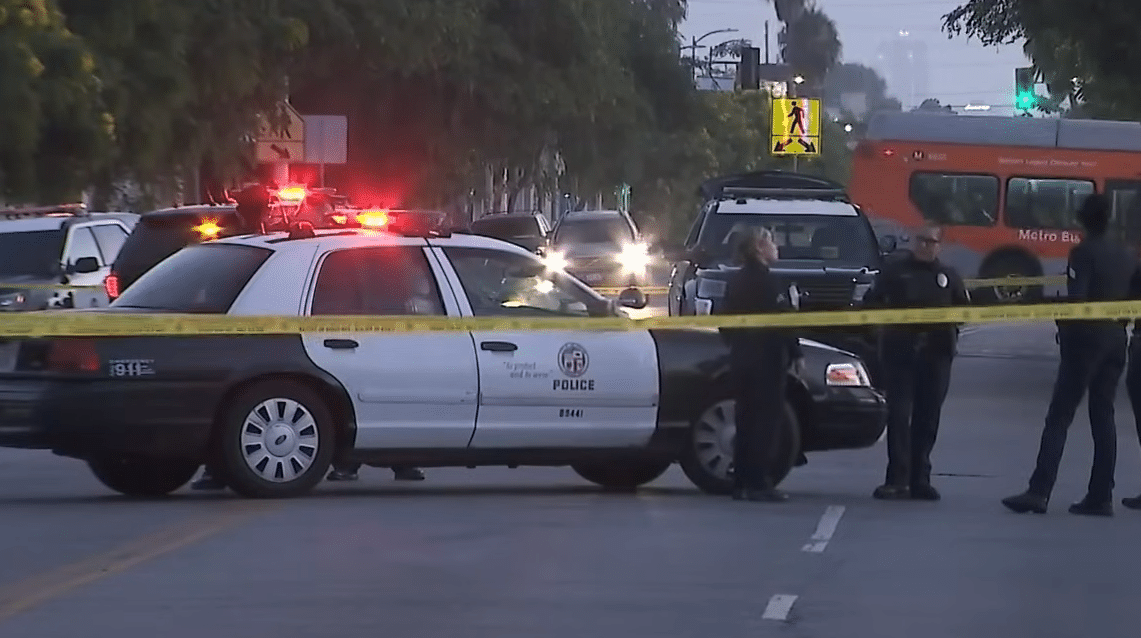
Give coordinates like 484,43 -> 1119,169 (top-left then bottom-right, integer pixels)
0,218 -> 886,499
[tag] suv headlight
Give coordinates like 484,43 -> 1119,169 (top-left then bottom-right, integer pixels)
542,251 -> 568,272
696,277 -> 727,299
826,362 -> 871,387
618,243 -> 650,272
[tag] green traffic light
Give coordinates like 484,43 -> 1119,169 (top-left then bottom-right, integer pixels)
1016,92 -> 1034,109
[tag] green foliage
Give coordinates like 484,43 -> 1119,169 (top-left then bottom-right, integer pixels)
943,0 -> 1141,119
0,0 -> 112,203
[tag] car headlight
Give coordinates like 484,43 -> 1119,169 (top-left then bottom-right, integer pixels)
696,277 -> 727,299
826,362 -> 871,387
542,251 -> 568,272
0,291 -> 28,310
617,243 -> 650,272
853,283 -> 872,302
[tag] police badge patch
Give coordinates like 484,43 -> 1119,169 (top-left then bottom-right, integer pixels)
937,272 -> 948,288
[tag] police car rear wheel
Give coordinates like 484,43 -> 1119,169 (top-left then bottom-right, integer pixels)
217,381 -> 336,499
679,397 -> 800,495
571,460 -> 672,492
87,457 -> 200,498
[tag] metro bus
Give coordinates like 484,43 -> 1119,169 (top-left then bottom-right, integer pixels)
849,111 -> 1141,300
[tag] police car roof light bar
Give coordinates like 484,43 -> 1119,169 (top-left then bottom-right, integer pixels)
1,203 -> 87,220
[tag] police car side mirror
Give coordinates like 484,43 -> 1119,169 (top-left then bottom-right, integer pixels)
878,235 -> 898,254
71,257 -> 100,274
788,283 -> 801,310
617,287 -> 648,310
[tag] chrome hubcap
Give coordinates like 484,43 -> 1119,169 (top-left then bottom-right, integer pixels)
240,398 -> 319,483
694,399 -> 736,479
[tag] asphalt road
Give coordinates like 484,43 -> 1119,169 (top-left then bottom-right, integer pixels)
3,321 -> 1141,638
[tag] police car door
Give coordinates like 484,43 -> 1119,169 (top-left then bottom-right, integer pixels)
430,244 -> 659,448
300,243 -> 480,449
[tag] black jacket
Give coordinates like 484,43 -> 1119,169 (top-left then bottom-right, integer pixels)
717,257 -> 802,364
864,252 -> 969,358
1058,234 -> 1138,339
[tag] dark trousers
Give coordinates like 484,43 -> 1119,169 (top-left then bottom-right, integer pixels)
882,349 -> 953,488
1028,328 -> 1126,502
731,356 -> 788,490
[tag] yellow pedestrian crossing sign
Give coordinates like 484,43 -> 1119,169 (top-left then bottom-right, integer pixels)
771,98 -> 821,156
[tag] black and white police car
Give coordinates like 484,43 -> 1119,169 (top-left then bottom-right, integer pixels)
0,218 -> 886,499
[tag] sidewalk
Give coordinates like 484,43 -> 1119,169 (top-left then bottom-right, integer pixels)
958,321 -> 1058,360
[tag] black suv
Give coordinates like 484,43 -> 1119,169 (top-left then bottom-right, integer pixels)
547,209 -> 651,289
468,212 -> 552,254
106,205 -> 245,301
667,171 -> 892,379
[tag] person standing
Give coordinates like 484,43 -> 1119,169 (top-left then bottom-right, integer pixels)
865,225 -> 969,501
717,227 -> 804,502
1122,287 -> 1141,510
1003,194 -> 1136,516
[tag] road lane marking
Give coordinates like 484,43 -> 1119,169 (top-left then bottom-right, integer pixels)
0,500 -> 278,623
762,594 -> 798,621
802,505 -> 845,553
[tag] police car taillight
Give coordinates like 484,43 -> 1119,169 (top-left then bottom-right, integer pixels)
104,273 -> 120,300
46,339 -> 101,374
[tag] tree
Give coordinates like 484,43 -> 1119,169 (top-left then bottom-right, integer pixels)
778,5 -> 841,90
823,63 -> 903,121
914,98 -> 955,113
0,0 -> 112,203
942,0 -> 1141,119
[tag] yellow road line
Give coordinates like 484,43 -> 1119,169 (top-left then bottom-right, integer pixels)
0,500 -> 278,623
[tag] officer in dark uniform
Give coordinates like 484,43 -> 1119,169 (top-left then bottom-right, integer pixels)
1123,273 -> 1141,510
1003,194 -> 1136,516
865,225 -> 969,501
718,227 -> 804,502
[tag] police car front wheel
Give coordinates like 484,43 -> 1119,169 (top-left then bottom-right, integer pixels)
679,396 -> 801,495
87,457 -> 201,498
216,380 -> 338,499
571,460 -> 672,492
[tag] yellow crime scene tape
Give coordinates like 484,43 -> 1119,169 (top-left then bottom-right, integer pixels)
3,276 -> 1064,297
0,298 -> 1137,337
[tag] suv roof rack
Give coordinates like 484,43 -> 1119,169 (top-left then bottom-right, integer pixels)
0,203 -> 87,220
699,171 -> 849,201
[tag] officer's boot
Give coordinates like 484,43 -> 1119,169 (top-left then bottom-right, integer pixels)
1122,494 -> 1141,510
1001,491 -> 1049,514
392,466 -> 425,481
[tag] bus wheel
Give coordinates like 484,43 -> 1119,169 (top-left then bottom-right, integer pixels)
978,256 -> 1042,304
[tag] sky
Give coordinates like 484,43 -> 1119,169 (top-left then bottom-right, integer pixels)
681,0 -> 1031,114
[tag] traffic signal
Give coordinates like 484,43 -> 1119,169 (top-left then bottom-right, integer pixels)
1015,67 -> 1036,111
737,46 -> 761,91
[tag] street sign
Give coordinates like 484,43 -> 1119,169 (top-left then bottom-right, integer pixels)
770,97 -> 821,156
256,103 -> 305,163
302,115 -> 348,165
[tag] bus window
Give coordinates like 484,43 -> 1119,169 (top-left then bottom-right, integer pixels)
908,172 -> 998,227
1005,177 -> 1095,230
1107,180 -> 1141,247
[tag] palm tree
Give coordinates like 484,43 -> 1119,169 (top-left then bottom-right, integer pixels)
778,6 -> 842,94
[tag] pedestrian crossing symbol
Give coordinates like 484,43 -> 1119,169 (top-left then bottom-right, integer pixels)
771,98 -> 821,156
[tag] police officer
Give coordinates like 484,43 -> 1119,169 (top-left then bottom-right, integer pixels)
865,225 -> 968,501
717,227 -> 804,502
1123,280 -> 1141,510
1003,194 -> 1136,516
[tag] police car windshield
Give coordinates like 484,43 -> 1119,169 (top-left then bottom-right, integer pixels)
0,229 -> 65,277
553,218 -> 633,247
112,243 -> 271,313
699,213 -> 878,266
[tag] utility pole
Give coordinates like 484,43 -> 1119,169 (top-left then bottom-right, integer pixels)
764,21 -> 770,64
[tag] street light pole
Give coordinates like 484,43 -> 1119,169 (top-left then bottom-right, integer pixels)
681,28 -> 739,83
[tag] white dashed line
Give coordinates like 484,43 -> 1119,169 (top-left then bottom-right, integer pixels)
762,594 -> 798,621
801,505 -> 846,553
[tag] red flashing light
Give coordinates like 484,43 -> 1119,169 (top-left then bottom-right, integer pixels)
47,339 -> 101,373
882,148 -> 896,157
104,273 -> 120,300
